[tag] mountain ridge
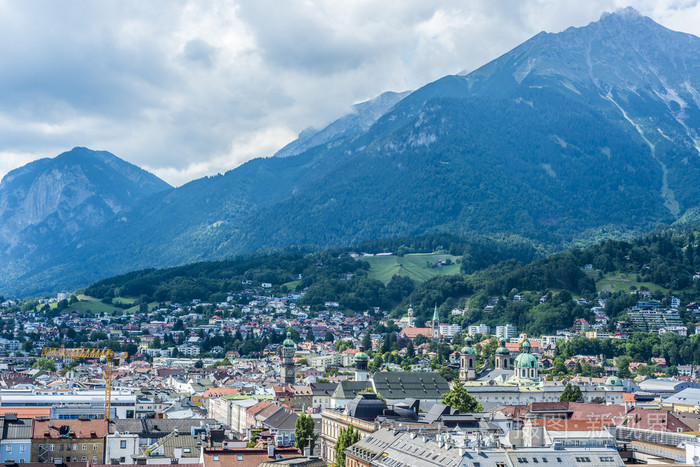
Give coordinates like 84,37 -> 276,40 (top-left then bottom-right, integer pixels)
5,8 -> 700,297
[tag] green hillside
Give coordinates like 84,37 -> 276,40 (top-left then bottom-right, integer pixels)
361,253 -> 461,284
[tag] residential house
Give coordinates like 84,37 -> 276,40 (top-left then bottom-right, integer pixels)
31,419 -> 107,464
0,415 -> 32,463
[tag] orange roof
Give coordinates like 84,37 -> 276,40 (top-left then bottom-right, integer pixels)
399,327 -> 432,338
32,419 -> 108,439
531,419 -> 614,431
0,407 -> 50,418
203,387 -> 240,398
506,341 -> 543,352
202,447 -> 300,467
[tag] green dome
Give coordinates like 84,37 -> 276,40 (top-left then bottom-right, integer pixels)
461,338 -> 476,355
283,332 -> 295,349
496,338 -> 510,355
605,376 -> 623,386
514,339 -> 538,369
514,352 -> 538,369
355,352 -> 369,362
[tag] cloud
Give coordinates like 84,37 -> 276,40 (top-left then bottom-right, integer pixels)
0,0 -> 699,186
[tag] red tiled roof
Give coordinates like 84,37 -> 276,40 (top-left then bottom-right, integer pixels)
399,327 -> 432,338
202,447 -> 301,467
531,419 -> 614,431
32,419 -> 108,439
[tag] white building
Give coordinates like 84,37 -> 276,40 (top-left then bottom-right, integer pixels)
439,323 -> 462,338
468,324 -> 490,336
496,324 -> 517,339
0,389 -> 136,419
105,432 -> 139,464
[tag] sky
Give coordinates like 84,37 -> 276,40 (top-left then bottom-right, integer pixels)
1,1 -> 700,187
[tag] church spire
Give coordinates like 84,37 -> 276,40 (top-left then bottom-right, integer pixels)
432,304 -> 440,340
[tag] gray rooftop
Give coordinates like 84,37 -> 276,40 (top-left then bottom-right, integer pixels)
663,387 -> 700,407
331,381 -> 368,400
109,418 -> 221,437
262,410 -> 298,431
372,372 -> 450,400
0,416 -> 33,440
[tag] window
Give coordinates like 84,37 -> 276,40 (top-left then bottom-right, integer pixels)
19,460 -> 24,464
81,457 -> 87,462
237,455 -> 243,461
50,445 -> 55,452
556,459 -> 562,463
213,456 -> 219,461
82,444 -> 87,451
120,440 -> 127,449
5,446 -> 10,452
184,448 -> 191,454
93,444 -> 98,451
92,457 -> 98,464
20,445 -> 25,452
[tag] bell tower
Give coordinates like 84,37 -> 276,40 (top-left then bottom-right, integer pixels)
459,338 -> 476,381
495,338 -> 511,370
281,332 -> 296,385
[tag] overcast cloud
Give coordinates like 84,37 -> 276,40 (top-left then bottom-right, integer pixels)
0,0 -> 699,186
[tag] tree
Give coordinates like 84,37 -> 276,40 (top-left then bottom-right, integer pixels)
294,413 -> 318,454
306,329 -> 315,342
334,426 -> 360,467
441,383 -> 482,413
324,331 -> 335,343
368,355 -> 383,373
33,357 -> 56,372
616,355 -> 633,379
406,341 -> 415,358
361,333 -> 372,352
559,383 -> 584,402
194,360 -> 204,368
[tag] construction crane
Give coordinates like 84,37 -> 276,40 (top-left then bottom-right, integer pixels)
41,347 -> 128,420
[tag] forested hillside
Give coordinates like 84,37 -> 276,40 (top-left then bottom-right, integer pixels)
83,229 -> 700,336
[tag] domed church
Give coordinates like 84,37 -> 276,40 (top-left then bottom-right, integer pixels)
458,336 -> 624,409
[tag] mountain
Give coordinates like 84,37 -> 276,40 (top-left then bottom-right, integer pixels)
5,8 -> 700,297
273,91 -> 412,158
0,147 -> 171,285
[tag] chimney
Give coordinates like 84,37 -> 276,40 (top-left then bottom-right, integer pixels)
267,444 -> 275,458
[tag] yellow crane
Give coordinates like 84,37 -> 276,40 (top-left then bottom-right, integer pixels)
41,347 -> 128,420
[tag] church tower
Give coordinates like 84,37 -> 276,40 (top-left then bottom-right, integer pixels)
495,338 -> 511,370
407,306 -> 414,328
513,339 -> 539,380
459,338 -> 476,381
281,332 -> 296,385
355,347 -> 369,382
431,305 -> 440,340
